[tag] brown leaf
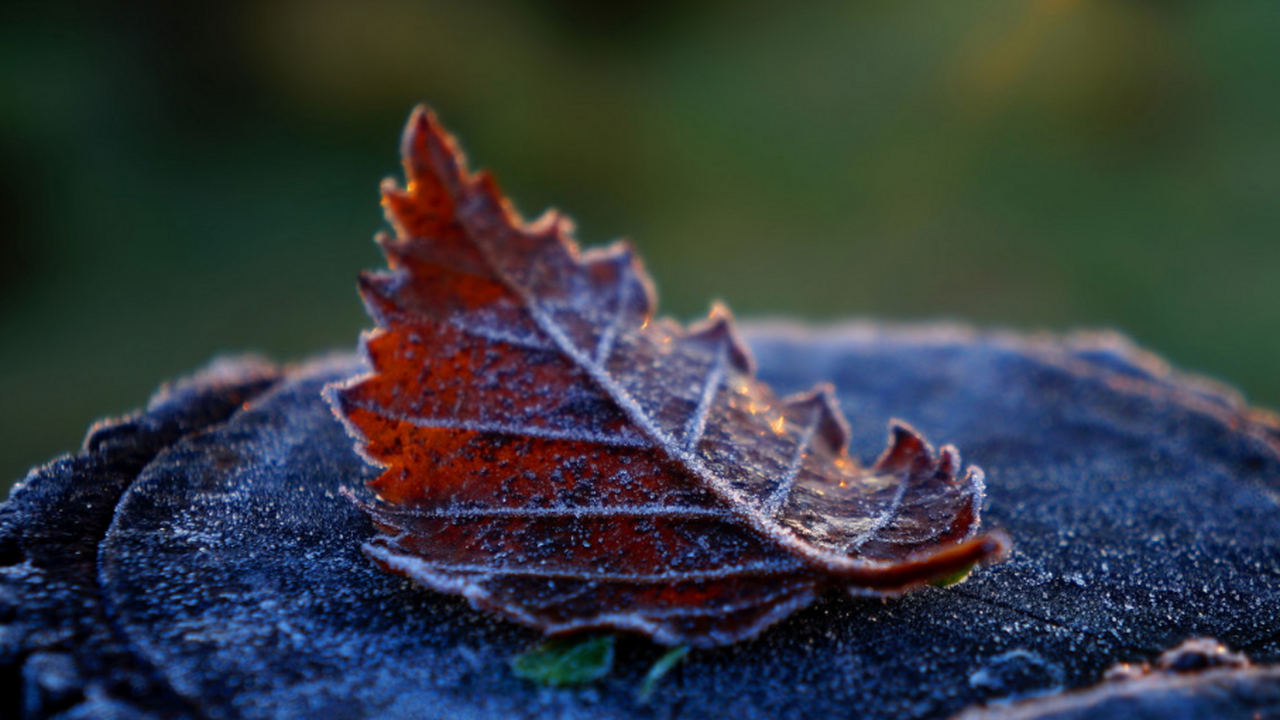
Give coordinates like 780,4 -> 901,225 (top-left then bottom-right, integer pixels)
326,107 -> 1009,647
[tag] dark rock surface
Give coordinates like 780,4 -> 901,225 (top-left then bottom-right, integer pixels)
0,357 -> 282,719
955,638 -> 1280,719
3,323 -> 1279,719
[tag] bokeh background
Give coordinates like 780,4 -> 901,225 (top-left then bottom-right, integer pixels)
3,0 -> 1279,491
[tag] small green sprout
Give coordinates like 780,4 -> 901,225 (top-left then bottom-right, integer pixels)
510,634 -> 615,687
638,645 -> 691,702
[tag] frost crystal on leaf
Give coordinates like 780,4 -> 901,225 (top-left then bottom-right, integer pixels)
326,106 -> 1009,648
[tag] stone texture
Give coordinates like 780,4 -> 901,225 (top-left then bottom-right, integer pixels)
3,324 -> 1278,719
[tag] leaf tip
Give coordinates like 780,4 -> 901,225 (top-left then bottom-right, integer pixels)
875,420 -> 936,475
396,105 -> 470,209
583,239 -> 657,320
782,384 -> 851,453
401,104 -> 440,165
686,302 -> 755,375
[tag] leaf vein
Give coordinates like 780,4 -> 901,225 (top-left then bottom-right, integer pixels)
344,399 -> 652,447
763,407 -> 820,516
681,345 -> 728,452
592,262 -> 632,366
374,505 -> 732,520
843,472 -> 911,553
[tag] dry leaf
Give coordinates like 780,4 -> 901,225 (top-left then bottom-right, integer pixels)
326,107 -> 1008,647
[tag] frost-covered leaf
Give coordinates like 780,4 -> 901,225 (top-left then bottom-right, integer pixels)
325,107 -> 1008,648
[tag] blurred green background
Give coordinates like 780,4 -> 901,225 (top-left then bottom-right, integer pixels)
3,0 -> 1279,492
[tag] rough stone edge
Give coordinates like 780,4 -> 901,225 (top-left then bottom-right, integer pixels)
952,638 -> 1280,720
0,354 -> 285,720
